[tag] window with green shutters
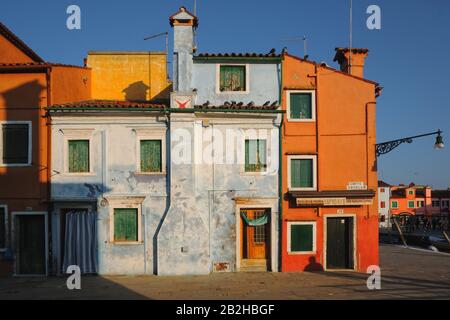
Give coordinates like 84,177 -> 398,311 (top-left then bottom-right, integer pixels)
392,201 -> 398,208
289,156 -> 316,190
114,208 -> 138,242
219,65 -> 246,92
0,207 -> 5,248
245,139 -> 267,172
68,140 -> 90,173
408,201 -> 415,208
140,140 -> 162,173
1,123 -> 30,165
289,92 -> 314,120
289,222 -> 316,253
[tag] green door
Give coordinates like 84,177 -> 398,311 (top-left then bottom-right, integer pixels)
17,215 -> 46,275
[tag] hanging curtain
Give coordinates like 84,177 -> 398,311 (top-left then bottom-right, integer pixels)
63,211 -> 97,274
240,211 -> 269,227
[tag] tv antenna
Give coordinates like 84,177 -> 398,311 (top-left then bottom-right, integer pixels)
144,31 -> 169,80
280,35 -> 308,59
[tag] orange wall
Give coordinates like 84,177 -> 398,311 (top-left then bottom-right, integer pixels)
51,66 -> 91,104
0,34 -> 35,63
281,54 -> 378,272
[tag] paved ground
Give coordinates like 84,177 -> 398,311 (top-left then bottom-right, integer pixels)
0,244 -> 449,300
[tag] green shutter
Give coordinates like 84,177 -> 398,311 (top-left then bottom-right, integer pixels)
2,124 -> 29,164
140,140 -> 162,172
220,65 -> 245,91
392,201 -> 398,208
290,93 -> 312,119
291,159 -> 313,188
68,140 -> 89,173
290,224 -> 314,252
0,208 -> 5,248
245,139 -> 267,172
114,208 -> 138,242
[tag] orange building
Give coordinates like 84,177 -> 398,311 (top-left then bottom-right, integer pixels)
0,22 -> 90,275
281,48 -> 381,272
390,183 -> 433,216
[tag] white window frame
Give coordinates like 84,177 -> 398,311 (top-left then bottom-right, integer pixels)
134,129 -> 166,175
287,155 -> 317,191
108,197 -> 144,245
391,201 -> 398,208
0,121 -> 32,167
62,129 -> 94,176
241,133 -> 269,175
286,90 -> 316,122
216,63 -> 250,94
0,204 -> 8,251
287,221 -> 317,255
408,200 -> 415,209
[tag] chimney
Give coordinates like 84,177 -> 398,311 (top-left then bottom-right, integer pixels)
169,6 -> 199,92
333,47 -> 369,78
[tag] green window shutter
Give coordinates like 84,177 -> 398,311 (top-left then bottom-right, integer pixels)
0,208 -> 5,248
290,224 -> 314,252
291,159 -> 313,188
2,124 -> 29,164
140,140 -> 162,172
392,201 -> 398,208
68,140 -> 89,173
408,201 -> 415,208
290,93 -> 312,119
220,65 -> 246,91
114,208 -> 138,242
245,139 -> 267,172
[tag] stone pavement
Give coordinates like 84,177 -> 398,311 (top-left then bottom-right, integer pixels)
0,244 -> 449,300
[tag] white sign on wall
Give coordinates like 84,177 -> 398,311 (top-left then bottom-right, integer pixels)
347,182 -> 368,190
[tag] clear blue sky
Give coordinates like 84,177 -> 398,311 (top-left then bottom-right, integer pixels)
2,0 -> 449,188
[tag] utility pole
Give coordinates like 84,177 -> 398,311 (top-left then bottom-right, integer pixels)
144,32 -> 169,80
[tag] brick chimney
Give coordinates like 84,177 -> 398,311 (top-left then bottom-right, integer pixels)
333,48 -> 369,78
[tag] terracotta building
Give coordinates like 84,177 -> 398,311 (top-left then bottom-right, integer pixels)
0,22 -> 91,275
280,49 -> 381,272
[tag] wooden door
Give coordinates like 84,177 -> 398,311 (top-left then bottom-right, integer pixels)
326,217 -> 354,269
242,209 -> 270,260
17,215 -> 46,275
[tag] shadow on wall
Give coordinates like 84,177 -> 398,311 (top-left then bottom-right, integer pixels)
122,81 -> 150,101
303,256 -> 324,272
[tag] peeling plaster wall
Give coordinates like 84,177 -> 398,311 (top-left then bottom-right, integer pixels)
51,115 -> 167,275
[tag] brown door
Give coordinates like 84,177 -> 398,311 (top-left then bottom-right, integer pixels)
242,209 -> 270,260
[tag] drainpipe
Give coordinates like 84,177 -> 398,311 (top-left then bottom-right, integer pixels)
45,67 -> 53,275
277,57 -> 284,272
366,102 -> 377,219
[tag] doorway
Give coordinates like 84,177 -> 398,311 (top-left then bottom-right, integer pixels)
240,209 -> 270,271
326,216 -> 354,270
13,213 -> 47,275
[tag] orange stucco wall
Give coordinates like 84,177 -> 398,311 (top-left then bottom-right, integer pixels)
0,34 -> 35,63
281,54 -> 379,272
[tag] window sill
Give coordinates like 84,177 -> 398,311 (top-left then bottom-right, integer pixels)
110,241 -> 143,246
287,251 -> 316,255
134,172 -> 167,176
63,172 -> 96,177
287,118 -> 316,123
240,171 -> 269,176
216,90 -> 249,95
288,187 -> 317,192
0,164 -> 32,168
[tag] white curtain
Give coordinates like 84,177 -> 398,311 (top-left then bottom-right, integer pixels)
63,211 -> 98,274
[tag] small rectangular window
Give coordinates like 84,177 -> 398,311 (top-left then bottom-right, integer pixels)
68,140 -> 90,173
1,123 -> 29,165
245,139 -> 267,172
392,201 -> 398,208
290,93 -> 312,119
289,155 -> 316,190
114,208 -> 138,242
408,201 -> 415,208
380,188 -> 385,193
140,140 -> 162,173
288,222 -> 316,253
0,207 -> 6,249
380,201 -> 386,209
220,65 -> 246,92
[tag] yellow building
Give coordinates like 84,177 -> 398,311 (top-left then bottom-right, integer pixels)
86,51 -> 171,101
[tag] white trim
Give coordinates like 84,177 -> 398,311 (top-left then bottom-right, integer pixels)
134,129 -> 167,175
12,211 -> 48,276
62,129 -> 94,176
323,214 -> 357,271
287,221 -> 317,255
286,90 -> 316,122
0,121 -> 32,167
108,197 -> 144,245
287,155 -> 317,191
235,199 -> 278,272
0,204 -> 8,251
215,63 -> 250,94
240,131 -> 270,175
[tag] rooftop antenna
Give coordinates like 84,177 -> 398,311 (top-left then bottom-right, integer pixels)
193,0 -> 198,52
349,0 -> 353,73
144,31 -> 169,80
280,35 -> 309,59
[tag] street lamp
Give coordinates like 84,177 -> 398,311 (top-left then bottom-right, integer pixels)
376,129 -> 444,157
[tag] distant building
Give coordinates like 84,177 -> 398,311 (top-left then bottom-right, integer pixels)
378,181 -> 391,228
390,183 -> 433,216
431,189 -> 450,215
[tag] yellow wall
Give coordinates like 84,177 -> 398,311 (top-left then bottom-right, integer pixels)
87,51 -> 171,101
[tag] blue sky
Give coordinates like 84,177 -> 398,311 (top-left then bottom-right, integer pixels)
1,0 -> 449,188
